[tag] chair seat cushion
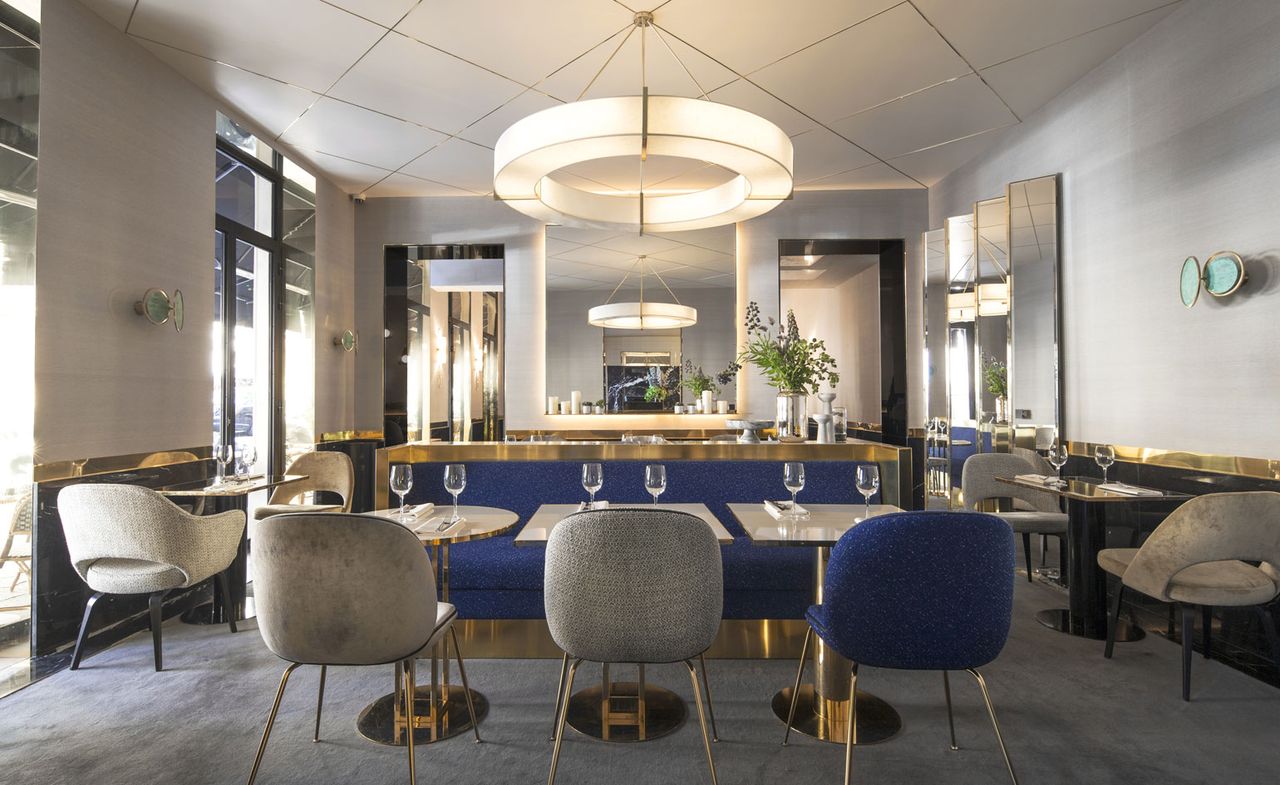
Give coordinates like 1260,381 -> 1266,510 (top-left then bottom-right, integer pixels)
415,602 -> 457,656
996,511 -> 1068,535
1097,548 -> 1138,578
1165,561 -> 1278,606
254,503 -> 343,520
84,558 -> 187,594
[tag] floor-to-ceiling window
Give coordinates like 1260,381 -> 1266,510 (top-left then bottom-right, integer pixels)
213,113 -> 315,475
0,0 -> 37,687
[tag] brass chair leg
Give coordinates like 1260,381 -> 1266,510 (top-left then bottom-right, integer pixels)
698,654 -> 719,742
942,671 -> 958,750
404,659 -> 417,785
843,664 -> 859,785
449,626 -> 483,743
313,665 -> 326,742
968,668 -> 1018,785
548,659 -> 581,785
686,660 -> 719,785
247,663 -> 300,785
550,653 -> 569,741
782,627 -> 813,746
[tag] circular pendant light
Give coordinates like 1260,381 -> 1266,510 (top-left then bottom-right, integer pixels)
587,255 -> 697,330
493,12 -> 793,233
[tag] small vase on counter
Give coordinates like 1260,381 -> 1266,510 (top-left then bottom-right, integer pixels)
775,390 -> 808,442
716,400 -> 730,414
701,390 -> 714,415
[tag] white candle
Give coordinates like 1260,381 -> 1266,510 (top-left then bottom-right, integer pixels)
570,390 -> 583,415
547,396 -> 559,415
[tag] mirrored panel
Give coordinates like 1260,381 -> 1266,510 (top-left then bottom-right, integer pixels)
1007,174 -> 1062,452
974,196 -> 1010,432
545,226 -> 736,414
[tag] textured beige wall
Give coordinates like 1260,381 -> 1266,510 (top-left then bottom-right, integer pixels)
929,0 -> 1280,459
36,0 -> 216,463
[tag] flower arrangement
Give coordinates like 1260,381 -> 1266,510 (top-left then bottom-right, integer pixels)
679,359 -> 739,397
737,301 -> 839,394
643,365 -> 678,404
982,354 -> 1008,399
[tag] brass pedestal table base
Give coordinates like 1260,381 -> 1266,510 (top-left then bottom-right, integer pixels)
772,685 -> 901,744
357,684 -> 488,746
565,664 -> 687,742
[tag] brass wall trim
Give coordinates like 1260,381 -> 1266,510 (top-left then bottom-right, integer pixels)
319,429 -> 384,443
507,428 -> 735,441
455,618 -> 811,659
1066,441 -> 1280,482
376,440 -> 912,510
34,446 -> 211,483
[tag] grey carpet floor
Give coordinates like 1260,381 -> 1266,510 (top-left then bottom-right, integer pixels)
2,574 -> 1279,785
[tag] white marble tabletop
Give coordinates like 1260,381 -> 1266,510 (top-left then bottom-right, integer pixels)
514,502 -> 734,545
728,503 -> 905,547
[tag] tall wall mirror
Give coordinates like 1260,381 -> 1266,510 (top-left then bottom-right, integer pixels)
544,226 -> 736,415
923,173 -> 1061,507
384,245 -> 505,444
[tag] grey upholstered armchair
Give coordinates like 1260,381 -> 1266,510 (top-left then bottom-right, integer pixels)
247,512 -> 479,785
58,484 -> 244,671
1098,491 -> 1280,700
253,451 -> 355,519
544,507 -> 723,785
962,452 -> 1068,582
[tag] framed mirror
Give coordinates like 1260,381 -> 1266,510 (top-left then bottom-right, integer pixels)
544,226 -> 736,414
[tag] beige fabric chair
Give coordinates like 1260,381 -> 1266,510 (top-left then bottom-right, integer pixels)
253,451 -> 354,519
58,484 -> 244,671
962,452 -> 1067,582
247,512 -> 479,785
1098,491 -> 1280,701
1,491 -> 31,596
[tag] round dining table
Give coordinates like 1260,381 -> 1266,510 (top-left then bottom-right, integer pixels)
355,504 -> 519,746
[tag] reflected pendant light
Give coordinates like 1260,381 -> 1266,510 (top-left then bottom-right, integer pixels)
494,11 -> 793,234
587,255 -> 697,330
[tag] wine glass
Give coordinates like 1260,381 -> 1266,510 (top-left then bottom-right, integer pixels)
644,464 -> 667,506
783,462 -> 805,519
390,464 -> 413,519
856,465 -> 880,518
582,463 -> 603,507
444,464 -> 467,522
1095,445 -> 1116,484
1046,444 -> 1068,484
214,443 -> 233,485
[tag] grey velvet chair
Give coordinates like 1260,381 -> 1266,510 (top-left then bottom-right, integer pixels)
962,452 -> 1067,582
544,508 -> 723,785
58,484 -> 244,671
253,451 -> 355,519
1098,491 -> 1280,701
248,512 -> 479,785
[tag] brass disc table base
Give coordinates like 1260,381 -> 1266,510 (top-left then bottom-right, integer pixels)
1035,608 -> 1145,642
772,685 -> 902,745
356,685 -> 488,746
566,683 -> 686,742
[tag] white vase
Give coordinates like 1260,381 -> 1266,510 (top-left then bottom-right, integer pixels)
674,404 -> 685,414
817,391 -> 837,416
701,390 -> 714,415
814,413 -> 834,443
716,400 -> 730,414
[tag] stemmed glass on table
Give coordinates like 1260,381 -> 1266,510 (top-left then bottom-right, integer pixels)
856,465 -> 880,519
444,464 -> 467,523
390,464 -> 413,520
1046,443 -> 1068,485
645,465 -> 667,506
1095,445 -> 1116,484
582,463 -> 603,508
783,462 -> 806,519
214,443 -> 233,486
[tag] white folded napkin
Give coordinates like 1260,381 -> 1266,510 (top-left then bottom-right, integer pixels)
764,500 -> 809,520
408,502 -> 434,519
1098,482 -> 1164,497
1015,473 -> 1056,485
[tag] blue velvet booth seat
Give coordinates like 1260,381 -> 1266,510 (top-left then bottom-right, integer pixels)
404,460 -> 884,621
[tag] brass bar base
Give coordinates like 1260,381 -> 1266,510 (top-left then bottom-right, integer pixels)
772,685 -> 901,745
356,685 -> 489,746
1036,608 -> 1145,642
566,682 -> 687,742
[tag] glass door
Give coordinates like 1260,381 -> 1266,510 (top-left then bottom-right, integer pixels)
213,228 -> 273,477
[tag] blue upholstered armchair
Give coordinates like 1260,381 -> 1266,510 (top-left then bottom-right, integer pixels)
783,511 -> 1020,785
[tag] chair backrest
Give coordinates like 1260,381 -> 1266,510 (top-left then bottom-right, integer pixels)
253,513 -> 437,665
58,484 -> 239,586
544,508 -> 723,664
819,511 -> 1014,670
962,452 -> 1060,513
269,451 -> 355,512
1123,491 -> 1280,601
1,491 -> 31,558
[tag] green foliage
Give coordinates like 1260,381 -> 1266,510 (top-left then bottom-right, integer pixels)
736,301 -> 839,395
983,355 -> 1008,398
680,359 -> 739,396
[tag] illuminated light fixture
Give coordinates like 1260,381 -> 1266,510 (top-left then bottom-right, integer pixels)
493,12 -> 792,234
948,283 -> 1010,321
587,255 -> 697,330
